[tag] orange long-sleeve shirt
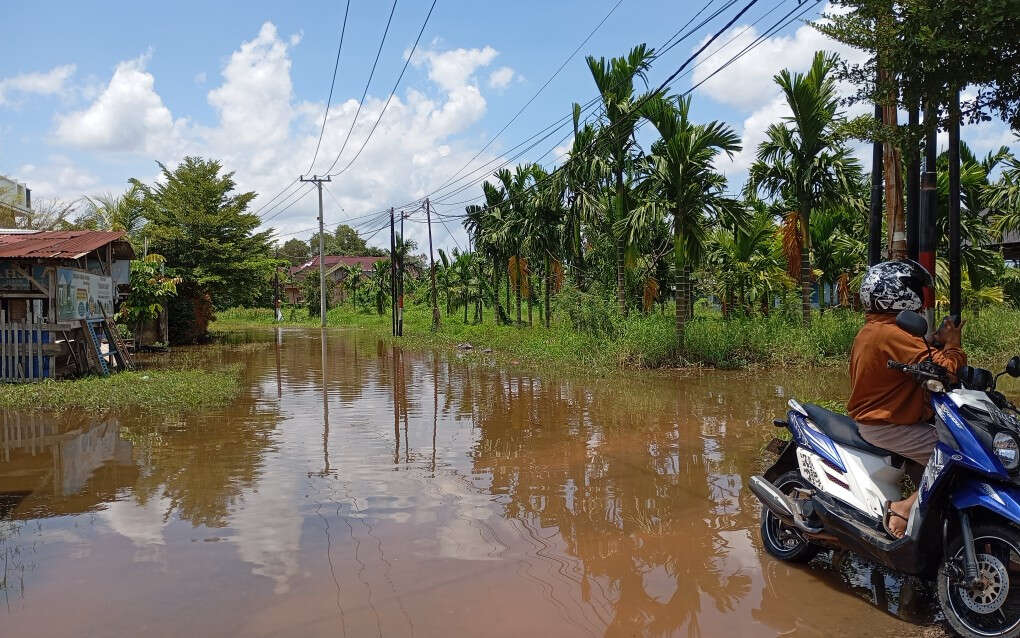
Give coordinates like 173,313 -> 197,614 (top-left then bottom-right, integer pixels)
847,314 -> 967,426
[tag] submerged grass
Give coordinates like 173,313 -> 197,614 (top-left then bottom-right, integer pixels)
0,365 -> 243,412
212,302 -> 1020,374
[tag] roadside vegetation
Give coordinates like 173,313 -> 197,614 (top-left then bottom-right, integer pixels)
0,365 -> 243,412
213,301 -> 1020,374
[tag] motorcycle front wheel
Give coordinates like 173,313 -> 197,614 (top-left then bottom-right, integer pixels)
760,470 -> 820,563
938,523 -> 1020,638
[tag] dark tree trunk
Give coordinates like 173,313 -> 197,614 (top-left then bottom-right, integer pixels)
675,265 -> 691,341
615,168 -> 627,317
515,254 -> 522,324
544,255 -> 551,328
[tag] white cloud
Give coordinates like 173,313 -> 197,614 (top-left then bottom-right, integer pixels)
53,53 -> 186,155
16,156 -> 102,199
488,66 -> 516,90
0,64 -> 76,105
42,26 -> 504,252
194,71 -> 207,85
691,5 -> 866,110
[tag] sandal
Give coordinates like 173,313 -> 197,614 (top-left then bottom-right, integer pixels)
882,500 -> 910,538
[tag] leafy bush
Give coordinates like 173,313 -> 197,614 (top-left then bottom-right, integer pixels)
554,284 -> 619,339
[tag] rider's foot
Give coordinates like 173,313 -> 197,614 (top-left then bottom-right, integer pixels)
884,493 -> 917,538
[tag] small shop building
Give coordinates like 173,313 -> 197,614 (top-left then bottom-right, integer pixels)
0,229 -> 135,381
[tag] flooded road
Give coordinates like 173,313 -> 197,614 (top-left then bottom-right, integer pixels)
0,327 -> 944,636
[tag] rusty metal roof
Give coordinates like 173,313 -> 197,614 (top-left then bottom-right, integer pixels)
0,230 -> 135,260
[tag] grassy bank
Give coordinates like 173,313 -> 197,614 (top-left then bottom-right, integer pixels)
0,364 -> 243,412
212,303 -> 1020,374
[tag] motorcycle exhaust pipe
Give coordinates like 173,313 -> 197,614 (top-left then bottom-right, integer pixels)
749,475 -> 822,534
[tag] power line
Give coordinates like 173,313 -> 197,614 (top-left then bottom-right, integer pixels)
435,0 -> 810,218
422,0 -> 625,194
321,0 -> 400,177
329,0 -> 438,177
306,0 -> 353,175
262,183 -> 315,223
253,178 -> 299,218
424,0 -> 739,207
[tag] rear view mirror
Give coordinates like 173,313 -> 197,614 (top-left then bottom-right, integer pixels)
895,310 -> 928,338
1007,356 -> 1020,379
960,366 -> 994,391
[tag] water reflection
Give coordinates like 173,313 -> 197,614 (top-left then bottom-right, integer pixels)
0,329 -> 956,636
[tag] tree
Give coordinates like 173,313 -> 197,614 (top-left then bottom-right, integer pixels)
371,259 -> 390,315
115,253 -> 180,338
131,157 -> 277,341
639,94 -> 741,336
343,263 -> 363,309
77,185 -> 146,246
747,52 -> 862,324
587,44 -> 655,315
279,238 -> 311,266
820,0 -> 1020,129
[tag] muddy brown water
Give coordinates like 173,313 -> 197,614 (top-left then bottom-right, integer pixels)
0,327 -> 956,637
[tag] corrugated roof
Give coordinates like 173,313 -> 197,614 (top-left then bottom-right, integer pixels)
0,230 -> 135,260
293,255 -> 386,276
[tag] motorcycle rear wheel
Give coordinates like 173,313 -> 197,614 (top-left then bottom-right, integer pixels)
938,523 -> 1020,638
760,470 -> 820,563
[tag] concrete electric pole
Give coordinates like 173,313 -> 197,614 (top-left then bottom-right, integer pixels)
300,174 -> 332,327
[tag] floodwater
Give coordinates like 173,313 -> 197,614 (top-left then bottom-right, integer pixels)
0,327 -> 947,637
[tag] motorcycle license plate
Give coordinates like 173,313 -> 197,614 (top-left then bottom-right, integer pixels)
765,437 -> 787,455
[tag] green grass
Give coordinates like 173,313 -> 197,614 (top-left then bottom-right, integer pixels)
0,365 -> 243,412
211,302 -> 1020,374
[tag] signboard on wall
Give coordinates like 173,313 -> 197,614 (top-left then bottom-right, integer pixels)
56,268 -> 114,321
0,261 -> 47,291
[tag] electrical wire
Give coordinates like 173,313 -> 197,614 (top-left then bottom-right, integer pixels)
434,0 -> 815,218
329,0 -> 438,177
306,0 -> 352,175
320,0 -> 399,177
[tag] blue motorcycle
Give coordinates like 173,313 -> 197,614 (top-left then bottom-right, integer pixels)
751,310 -> 1020,637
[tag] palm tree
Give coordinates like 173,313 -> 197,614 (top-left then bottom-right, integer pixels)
79,184 -> 146,242
464,183 -> 509,324
586,44 -> 655,315
747,51 -> 861,324
638,93 -> 741,337
438,248 -> 453,315
343,263 -> 363,309
563,103 -> 611,289
493,165 -> 535,324
371,259 -> 390,315
453,250 -> 475,324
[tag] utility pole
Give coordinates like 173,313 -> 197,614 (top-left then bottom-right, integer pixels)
390,207 -> 396,337
919,100 -> 938,334
948,89 -> 962,317
300,174 -> 332,327
274,247 -> 282,322
425,198 -> 440,330
868,103 -> 884,267
398,210 -> 405,336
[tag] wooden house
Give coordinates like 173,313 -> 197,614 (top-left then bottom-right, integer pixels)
0,229 -> 135,381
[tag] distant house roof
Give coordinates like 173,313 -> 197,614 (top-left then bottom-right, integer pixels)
0,230 -> 135,260
292,255 -> 386,277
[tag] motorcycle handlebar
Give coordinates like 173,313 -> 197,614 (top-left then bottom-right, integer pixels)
887,359 -> 946,380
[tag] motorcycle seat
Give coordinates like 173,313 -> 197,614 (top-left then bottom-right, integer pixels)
802,403 -> 902,460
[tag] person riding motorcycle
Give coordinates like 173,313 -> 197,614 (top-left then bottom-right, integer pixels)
847,259 -> 967,538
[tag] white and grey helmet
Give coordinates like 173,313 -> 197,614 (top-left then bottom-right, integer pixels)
859,259 -> 932,313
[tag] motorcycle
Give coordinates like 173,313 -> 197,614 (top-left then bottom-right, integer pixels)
750,309 -> 1020,638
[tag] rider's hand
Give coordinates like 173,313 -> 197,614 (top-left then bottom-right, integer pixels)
935,317 -> 965,348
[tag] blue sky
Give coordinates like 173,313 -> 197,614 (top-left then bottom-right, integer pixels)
2,0 -> 1014,251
